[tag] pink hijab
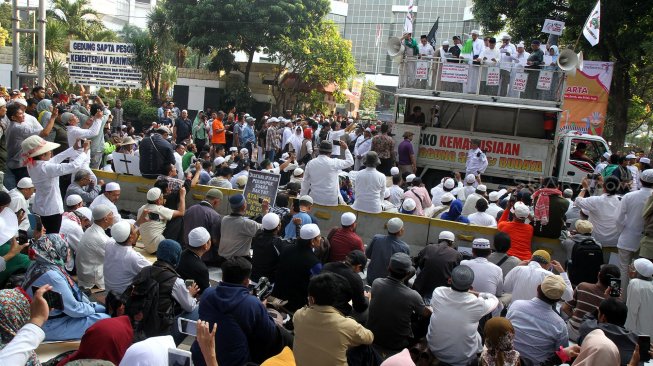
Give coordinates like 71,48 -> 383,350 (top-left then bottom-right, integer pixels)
572,329 -> 620,366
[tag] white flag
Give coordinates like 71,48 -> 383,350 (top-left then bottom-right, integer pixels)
403,0 -> 414,35
582,0 -> 600,46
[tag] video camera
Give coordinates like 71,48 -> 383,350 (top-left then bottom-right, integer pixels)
250,277 -> 273,300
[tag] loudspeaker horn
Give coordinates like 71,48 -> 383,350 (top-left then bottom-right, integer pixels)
557,49 -> 584,74
387,37 -> 405,59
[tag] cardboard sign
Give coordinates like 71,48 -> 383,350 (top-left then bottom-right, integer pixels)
111,152 -> 140,176
512,72 -> 528,92
537,71 -> 553,90
243,170 -> 280,217
415,61 -> 429,80
441,64 -> 469,83
542,19 -> 565,35
486,67 -> 500,86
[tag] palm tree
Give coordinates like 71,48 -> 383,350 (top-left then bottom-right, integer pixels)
48,0 -> 102,41
122,25 -> 163,104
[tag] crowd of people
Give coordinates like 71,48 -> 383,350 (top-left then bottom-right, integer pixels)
0,86 -> 652,366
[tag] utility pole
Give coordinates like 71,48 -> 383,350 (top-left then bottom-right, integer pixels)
12,0 -> 46,89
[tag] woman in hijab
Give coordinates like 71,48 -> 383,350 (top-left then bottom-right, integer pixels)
441,199 -> 471,223
57,316 -> 134,366
119,335 -> 176,366
36,99 -> 53,127
572,329 -> 620,366
288,126 -> 304,155
480,317 -> 520,366
0,288 -> 40,366
22,233 -> 109,341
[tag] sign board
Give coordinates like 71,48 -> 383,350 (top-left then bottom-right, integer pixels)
243,170 -> 280,217
415,61 -> 429,80
512,72 -> 528,92
68,40 -> 142,89
441,64 -> 469,83
351,77 -> 364,98
111,152 -> 140,176
486,67 -> 500,86
542,19 -> 565,35
537,71 -> 553,90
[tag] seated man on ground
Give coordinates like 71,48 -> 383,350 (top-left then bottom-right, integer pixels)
176,227 -> 212,295
322,250 -> 370,323
104,220 -> 151,294
504,249 -> 573,304
138,187 -> 185,254
327,212 -> 364,262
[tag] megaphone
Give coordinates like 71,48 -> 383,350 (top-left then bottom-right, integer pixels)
387,37 -> 405,63
557,49 -> 584,74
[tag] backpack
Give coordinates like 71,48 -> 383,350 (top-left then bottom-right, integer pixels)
567,238 -> 604,286
122,265 -> 177,341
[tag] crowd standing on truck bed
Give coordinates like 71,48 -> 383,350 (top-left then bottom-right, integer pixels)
0,86 -> 653,366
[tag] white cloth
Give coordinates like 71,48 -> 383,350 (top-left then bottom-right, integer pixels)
498,43 -> 517,68
66,117 -> 104,148
352,167 -> 386,214
28,148 -> 89,216
418,43 -> 435,57
461,258 -> 503,296
0,323 -> 45,366
76,223 -> 110,289
120,335 -> 176,366
8,188 -> 30,231
89,194 -> 121,225
627,165 -> 640,191
574,194 -> 621,246
174,151 -> 184,180
172,277 -> 198,312
230,170 -> 249,188
354,135 -> 372,158
431,182 -> 463,206
479,47 -> 501,65
459,185 -> 476,202
327,129 -> 346,156
427,287 -> 498,365
503,261 -> 573,303
466,148 -> 488,175
281,127 -> 293,151
486,203 -> 503,219
625,278 -> 653,337
60,215 -> 84,252
388,185 -> 404,208
468,212 -> 497,227
301,151 -> 354,206
511,51 -> 530,66
472,38 -> 485,57
461,193 -> 483,216
617,187 -> 653,252
104,240 -> 151,293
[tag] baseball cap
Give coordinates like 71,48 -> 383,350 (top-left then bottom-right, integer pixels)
389,253 -> 415,274
540,275 -> 567,300
387,217 -> 404,234
341,212 -> 356,226
439,231 -> 455,242
451,265 -> 475,291
262,213 -> 280,230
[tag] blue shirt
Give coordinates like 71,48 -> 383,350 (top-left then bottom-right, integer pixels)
239,124 -> 255,145
365,234 -> 410,285
284,212 -> 312,239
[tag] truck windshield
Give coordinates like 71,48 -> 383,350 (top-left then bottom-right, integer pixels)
570,138 -> 605,167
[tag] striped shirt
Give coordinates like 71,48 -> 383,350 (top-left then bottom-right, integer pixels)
565,282 -> 607,339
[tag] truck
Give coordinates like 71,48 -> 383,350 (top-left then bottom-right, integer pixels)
390,57 -> 610,189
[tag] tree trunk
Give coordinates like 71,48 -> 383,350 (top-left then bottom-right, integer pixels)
244,50 -> 255,86
609,62 -> 630,150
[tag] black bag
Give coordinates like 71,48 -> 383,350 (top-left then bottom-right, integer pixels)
567,238 -> 604,286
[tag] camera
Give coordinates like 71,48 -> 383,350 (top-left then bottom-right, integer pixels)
587,173 -> 601,180
250,277 -> 272,300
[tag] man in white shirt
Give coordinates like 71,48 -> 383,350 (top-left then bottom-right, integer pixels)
512,42 -> 530,66
138,187 -> 186,254
173,142 -> 186,180
60,206 -> 92,254
418,35 -> 435,57
89,182 -> 122,224
626,154 -> 640,191
431,176 -> 463,206
353,128 -> 372,170
486,191 -> 503,219
462,184 -> 488,216
471,30 -> 485,60
479,37 -> 501,66
428,265 -> 499,366
104,220 -> 151,293
388,175 -> 404,208
352,151 -> 386,214
76,204 -> 114,290
466,139 -> 488,178
8,177 -> 34,231
63,112 -> 103,148
574,176 -> 621,246
504,249 -> 573,304
301,141 -> 353,206
326,122 -> 346,158
498,35 -> 517,67
617,169 -> 653,299
625,258 -> 653,338
468,198 -> 497,227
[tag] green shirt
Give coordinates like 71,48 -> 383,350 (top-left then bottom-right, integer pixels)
182,151 -> 195,171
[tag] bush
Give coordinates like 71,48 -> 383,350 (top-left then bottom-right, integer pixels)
138,106 -> 158,125
123,99 -> 146,118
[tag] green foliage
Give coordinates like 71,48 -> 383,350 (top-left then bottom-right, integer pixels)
138,106 -> 159,124
122,17 -> 165,104
0,3 -> 11,43
122,99 -> 147,118
360,80 -> 380,112
48,0 -> 113,44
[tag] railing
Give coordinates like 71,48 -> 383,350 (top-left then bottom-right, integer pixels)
398,57 -> 566,103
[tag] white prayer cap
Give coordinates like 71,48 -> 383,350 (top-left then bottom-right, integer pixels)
262,213 -> 280,230
214,157 -> 225,166
441,192 -> 455,203
0,98 -> 6,107
640,157 -> 650,164
384,189 -> 391,199
111,221 -> 132,243
75,207 -> 93,221
443,178 -> 455,189
442,41 -> 450,46
390,167 -> 400,176
17,177 -> 34,189
634,258 -> 653,277
293,168 -> 304,177
299,223 -> 321,240
465,174 -> 476,184
472,238 -> 491,249
563,188 -> 573,197
402,198 -> 416,212
229,147 -> 238,152
240,148 -> 248,155
105,182 -> 120,191
640,169 -> 653,183
626,154 -> 636,159
188,227 -> 211,248
471,30 -> 480,35
387,217 -> 404,234
66,194 -> 83,206
512,202 -> 530,219
603,152 -> 611,159
502,34 -> 512,40
406,174 -> 416,183
14,98 -> 27,107
476,185 -> 487,192
488,191 -> 501,202
281,152 -> 290,161
439,231 -> 455,241
147,187 -> 162,201
517,42 -> 525,48
341,212 -> 357,226
92,204 -> 112,220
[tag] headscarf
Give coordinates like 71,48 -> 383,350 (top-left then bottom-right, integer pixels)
119,335 -> 175,366
441,199 -> 470,223
572,329 -> 620,366
303,127 -> 313,140
57,316 -> 134,366
288,126 -> 303,154
23,234 -> 75,291
532,187 -> 562,226
37,99 -> 53,127
481,317 -> 520,366
0,288 -> 40,366
156,239 -> 182,267
549,45 -> 559,56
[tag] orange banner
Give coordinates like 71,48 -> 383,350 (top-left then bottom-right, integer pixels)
559,61 -> 613,136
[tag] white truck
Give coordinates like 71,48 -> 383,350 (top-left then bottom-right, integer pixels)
391,58 -> 609,189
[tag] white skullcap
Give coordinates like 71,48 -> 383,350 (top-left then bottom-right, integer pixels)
603,152 -> 611,159
214,157 -> 225,166
229,147 -> 238,152
240,148 -> 248,155
262,213 -> 280,230
300,223 -> 321,240
111,221 -> 132,243
439,231 -> 455,241
641,169 -> 653,183
17,177 -> 34,189
293,168 -> 304,177
341,212 -> 357,226
441,192 -> 455,203
465,174 -> 476,184
0,98 -> 6,107
390,167 -> 400,176
626,154 -> 636,159
281,152 -> 290,161
471,29 -> 480,35
442,41 -> 450,45
640,157 -> 651,164
402,198 -> 416,212
105,182 -> 120,191
488,191 -> 501,202
406,174 -> 416,183
92,204 -> 112,220
188,227 -> 211,247
14,98 -> 27,107
443,178 -> 455,189
75,207 -> 93,221
472,238 -> 491,249
384,189 -> 391,199
563,188 -> 573,196
517,42 -> 525,48
477,184 -> 487,192
634,258 -> 653,277
66,194 -> 83,206
147,187 -> 162,201
387,217 -> 404,234
512,202 -> 530,219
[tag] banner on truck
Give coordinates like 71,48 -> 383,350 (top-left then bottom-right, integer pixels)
68,40 -> 142,89
486,67 -> 500,86
512,72 -> 528,92
536,71 -> 553,90
441,64 -> 469,83
559,60 -> 613,135
415,61 -> 429,80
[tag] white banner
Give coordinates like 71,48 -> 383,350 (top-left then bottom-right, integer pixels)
583,0 -> 601,46
512,72 -> 528,92
537,71 -> 553,90
441,64 -> 469,83
415,61 -> 429,80
486,67 -> 500,86
68,40 -> 142,89
542,19 -> 565,35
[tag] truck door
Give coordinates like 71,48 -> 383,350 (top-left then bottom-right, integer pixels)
562,137 -> 606,185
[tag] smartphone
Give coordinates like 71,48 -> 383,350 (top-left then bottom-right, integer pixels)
168,348 -> 192,366
16,208 -> 24,217
28,214 -> 42,232
638,335 -> 651,362
184,279 -> 195,288
258,197 -> 264,204
609,279 -> 621,297
332,139 -> 340,144
177,318 -> 197,337
32,286 -> 64,310
148,212 -> 160,221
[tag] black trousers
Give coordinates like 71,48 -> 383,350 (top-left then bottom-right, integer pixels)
378,158 -> 393,176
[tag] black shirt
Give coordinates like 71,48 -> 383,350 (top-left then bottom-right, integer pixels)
322,261 -> 368,315
251,231 -> 286,283
271,243 -> 321,312
413,243 -> 463,298
406,113 -> 425,125
175,118 -> 193,143
176,249 -> 210,294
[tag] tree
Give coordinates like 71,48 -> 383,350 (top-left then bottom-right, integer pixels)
48,0 -> 102,40
122,25 -> 163,104
360,80 -> 381,112
166,0 -> 331,86
471,0 -> 653,149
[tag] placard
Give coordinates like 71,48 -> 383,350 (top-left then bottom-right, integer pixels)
243,170 -> 280,216
542,19 -> 565,35
537,71 -> 553,90
415,61 -> 429,80
486,67 -> 500,86
512,72 -> 528,92
68,40 -> 142,89
441,64 -> 469,83
111,152 -> 140,176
